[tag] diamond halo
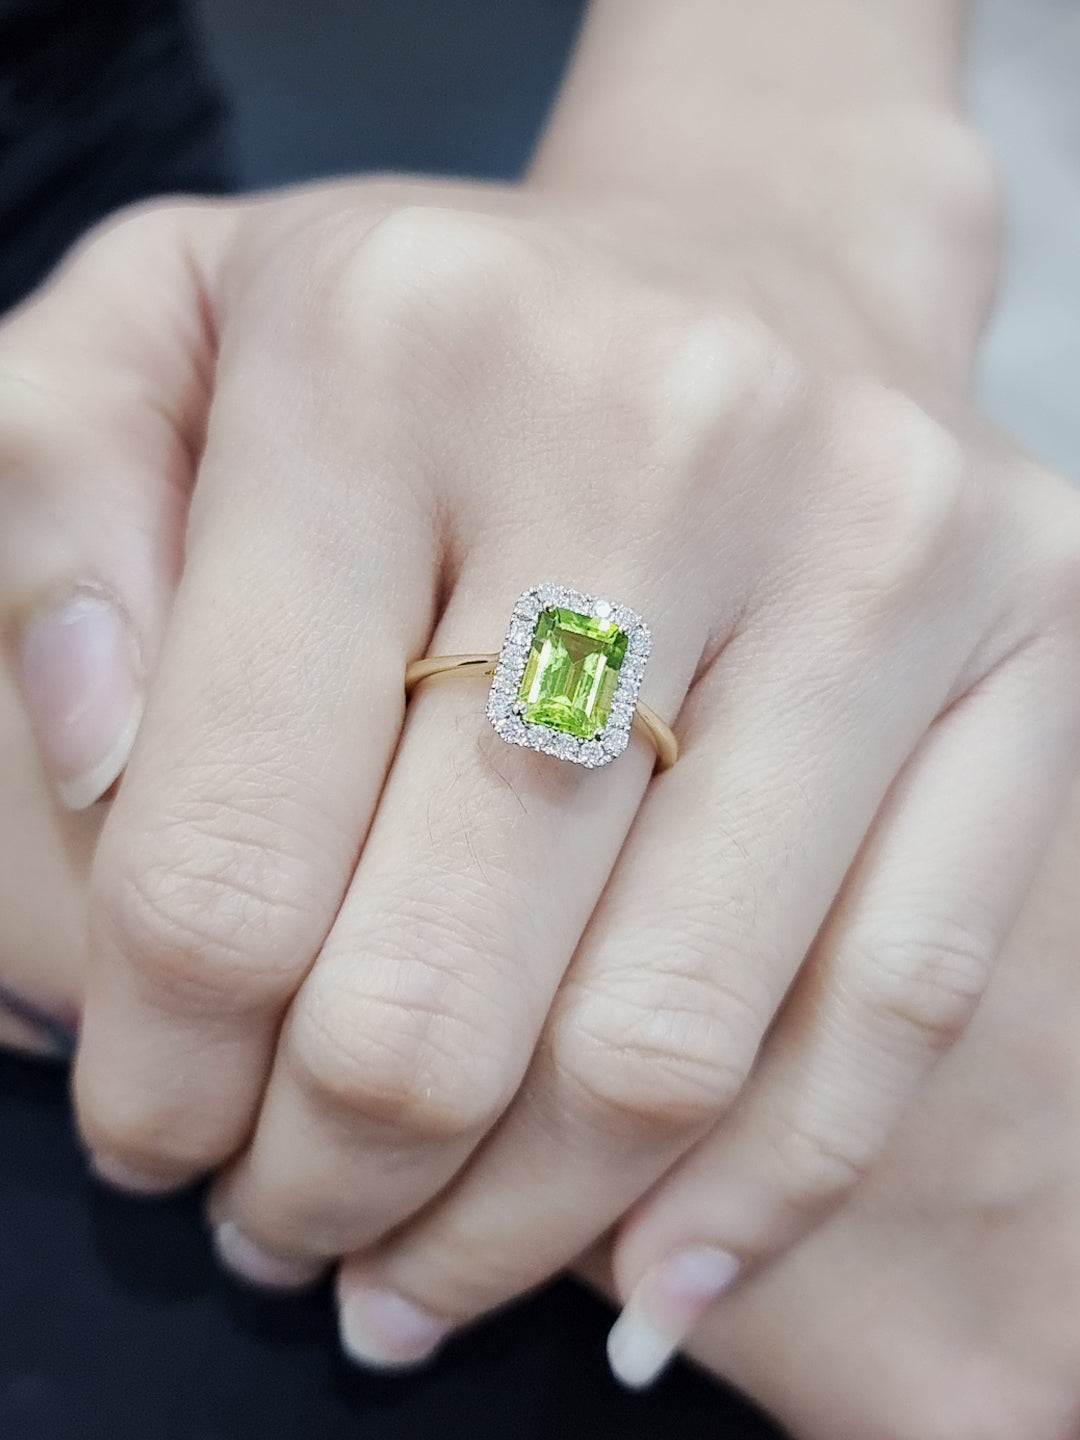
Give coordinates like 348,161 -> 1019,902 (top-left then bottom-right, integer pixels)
486,584 -> 653,768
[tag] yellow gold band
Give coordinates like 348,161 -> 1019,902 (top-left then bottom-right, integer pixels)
405,654 -> 679,771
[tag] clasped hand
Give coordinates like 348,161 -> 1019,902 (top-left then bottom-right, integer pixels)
3,167 -> 1079,1378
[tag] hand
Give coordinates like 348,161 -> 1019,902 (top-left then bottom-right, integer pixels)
582,771 -> 1080,1440
3,146 -> 1077,1363
3,2 -> 1080,1381
6,550 -> 1080,1440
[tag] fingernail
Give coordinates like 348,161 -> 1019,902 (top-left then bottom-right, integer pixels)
338,1283 -> 452,1370
607,1246 -> 740,1390
213,1221 -> 324,1290
89,1151 -> 184,1197
18,590 -> 142,811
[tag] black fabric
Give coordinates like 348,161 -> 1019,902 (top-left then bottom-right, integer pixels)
0,1053 -> 784,1439
0,0 -> 234,311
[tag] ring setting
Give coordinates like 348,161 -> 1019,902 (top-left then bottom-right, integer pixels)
486,584 -> 652,768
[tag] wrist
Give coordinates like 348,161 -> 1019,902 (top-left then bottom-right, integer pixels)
525,0 -> 998,369
529,0 -> 977,223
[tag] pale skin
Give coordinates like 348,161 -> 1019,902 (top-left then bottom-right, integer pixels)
2,0 -> 1080,1397
6,608 -> 1080,1439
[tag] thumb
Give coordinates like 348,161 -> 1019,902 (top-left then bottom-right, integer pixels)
0,200 -> 234,809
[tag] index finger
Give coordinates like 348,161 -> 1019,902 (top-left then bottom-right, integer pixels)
74,283 -> 438,1189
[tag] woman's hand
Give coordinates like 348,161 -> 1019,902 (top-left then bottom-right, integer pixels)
588,770 -> 1080,1440
3,0 -> 1079,1381
8,539 -> 1080,1440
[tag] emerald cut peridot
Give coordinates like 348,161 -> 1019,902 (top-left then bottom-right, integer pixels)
518,607 -> 629,740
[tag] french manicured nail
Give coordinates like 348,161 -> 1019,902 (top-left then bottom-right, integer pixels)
607,1246 -> 741,1390
18,590 -> 142,811
89,1152 -> 184,1197
339,1283 -> 452,1370
213,1221 -> 324,1290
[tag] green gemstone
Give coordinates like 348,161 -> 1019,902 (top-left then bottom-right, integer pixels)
518,607 -> 629,740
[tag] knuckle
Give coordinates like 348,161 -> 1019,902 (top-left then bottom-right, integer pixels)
95,803 -> 321,1013
553,964 -> 765,1137
0,200 -> 203,475
854,921 -> 992,1051
634,307 -> 793,441
289,971 -> 511,1142
761,1109 -> 874,1212
75,1053 -> 226,1180
819,380 -> 982,611
1019,473 -> 1080,634
606,308 -> 800,513
76,1087 -> 207,1180
73,198 -> 195,274
916,115 -> 1003,246
329,204 -> 550,357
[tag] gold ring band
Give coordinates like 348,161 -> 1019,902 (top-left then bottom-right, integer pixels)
405,653 -> 679,772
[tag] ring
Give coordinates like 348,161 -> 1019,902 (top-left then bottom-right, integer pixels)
405,583 -> 678,771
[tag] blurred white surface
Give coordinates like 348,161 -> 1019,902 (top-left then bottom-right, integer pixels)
971,0 -> 1080,479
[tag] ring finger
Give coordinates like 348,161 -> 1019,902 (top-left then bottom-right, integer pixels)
321,577 -> 990,1366
208,558 -> 706,1289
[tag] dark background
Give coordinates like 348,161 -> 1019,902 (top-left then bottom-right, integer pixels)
194,0 -> 586,187
0,1056 -> 780,1440
0,2 -> 784,1435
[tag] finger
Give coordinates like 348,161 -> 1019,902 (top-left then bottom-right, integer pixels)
673,784 -> 1080,1440
603,641 -> 1080,1389
208,563 -> 703,1296
0,649 -> 91,1041
0,202 -> 231,808
73,268 -> 439,1192
321,584 -> 980,1369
